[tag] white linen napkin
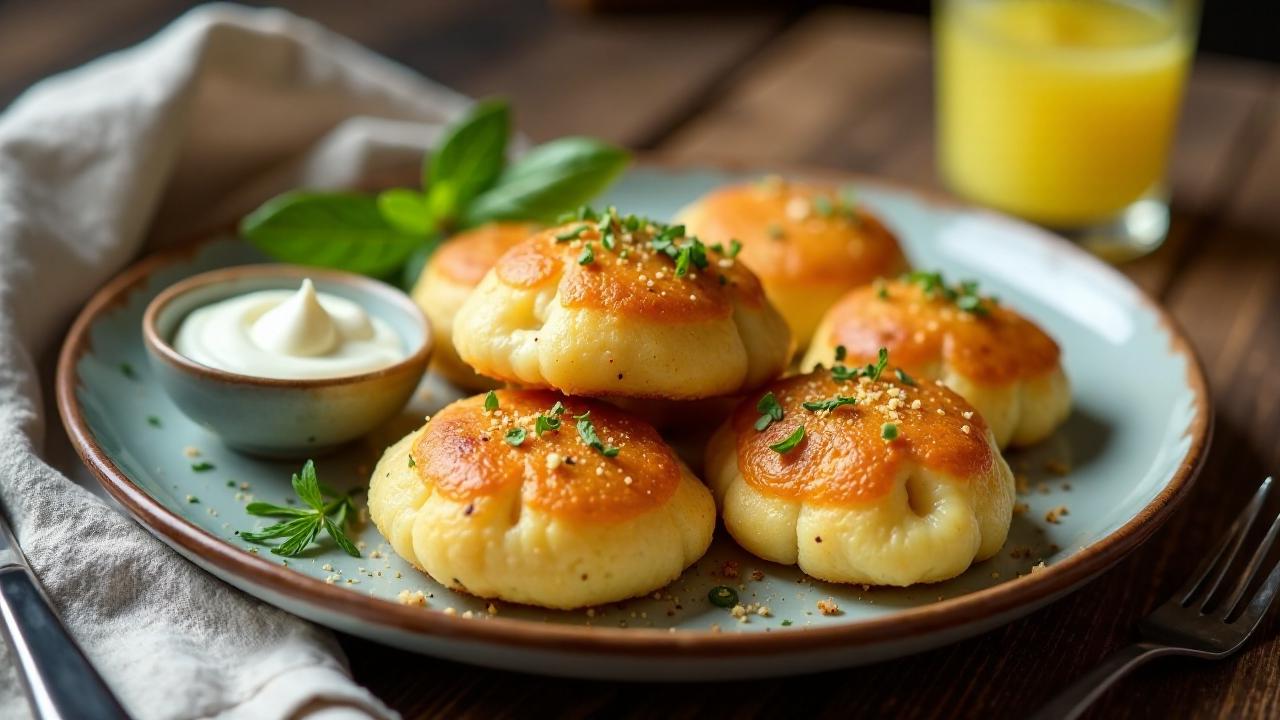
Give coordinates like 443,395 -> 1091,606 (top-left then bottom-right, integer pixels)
0,4 -> 476,717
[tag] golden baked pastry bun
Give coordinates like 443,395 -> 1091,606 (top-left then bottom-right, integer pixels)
452,208 -> 792,400
410,222 -> 538,390
676,177 -> 910,348
704,355 -> 1015,586
368,389 -> 715,609
801,273 -> 1071,448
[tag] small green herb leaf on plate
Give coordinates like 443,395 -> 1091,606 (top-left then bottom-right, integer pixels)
239,460 -> 362,558
464,137 -> 630,226
240,192 -> 426,277
291,460 -> 326,511
323,517 -> 362,558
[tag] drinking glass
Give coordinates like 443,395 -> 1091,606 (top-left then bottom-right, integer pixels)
934,0 -> 1201,262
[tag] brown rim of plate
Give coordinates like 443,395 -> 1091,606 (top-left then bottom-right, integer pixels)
56,160 -> 1212,658
142,264 -> 432,388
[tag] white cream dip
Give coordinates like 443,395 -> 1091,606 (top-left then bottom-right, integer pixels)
174,279 -> 405,380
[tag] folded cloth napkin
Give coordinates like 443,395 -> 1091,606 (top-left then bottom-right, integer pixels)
0,4 -> 475,718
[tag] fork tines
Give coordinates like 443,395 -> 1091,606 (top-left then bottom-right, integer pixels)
1178,476 -> 1280,625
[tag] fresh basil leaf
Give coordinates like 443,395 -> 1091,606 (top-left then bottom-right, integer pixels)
426,99 -> 510,224
240,192 -> 425,276
464,137 -> 629,226
377,188 -> 435,235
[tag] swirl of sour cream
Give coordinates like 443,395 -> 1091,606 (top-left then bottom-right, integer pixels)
174,279 -> 405,380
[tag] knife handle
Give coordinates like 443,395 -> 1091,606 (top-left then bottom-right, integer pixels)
0,567 -> 130,720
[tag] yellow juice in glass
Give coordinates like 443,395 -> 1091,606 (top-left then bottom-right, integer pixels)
936,0 -> 1194,228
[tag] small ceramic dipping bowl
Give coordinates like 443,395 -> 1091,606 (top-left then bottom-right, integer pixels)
143,264 -> 432,457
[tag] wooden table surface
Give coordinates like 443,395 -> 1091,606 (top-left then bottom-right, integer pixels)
6,2 -> 1280,718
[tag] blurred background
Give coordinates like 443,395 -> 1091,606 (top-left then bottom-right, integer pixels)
3,0 -> 1273,142
5,0 -> 1267,262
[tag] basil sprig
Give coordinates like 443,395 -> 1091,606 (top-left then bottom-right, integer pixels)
240,100 -> 629,280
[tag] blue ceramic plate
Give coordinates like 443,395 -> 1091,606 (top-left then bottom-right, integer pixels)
57,165 -> 1210,680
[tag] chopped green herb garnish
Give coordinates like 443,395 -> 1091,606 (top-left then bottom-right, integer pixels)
578,242 -> 595,265
781,619 -> 793,627
755,392 -> 784,431
868,347 -> 889,381
484,390 -> 499,412
186,495 -> 200,504
238,460 -> 361,558
674,246 -> 690,276
894,368 -> 917,386
875,279 -> 889,300
226,480 -> 236,488
905,270 -> 950,299
574,411 -> 619,457
956,292 -> 987,315
881,422 -> 899,441
601,229 -> 617,252
146,415 -> 162,428
831,346 -> 889,383
670,238 -> 709,277
191,462 -> 215,472
834,345 -> 847,362
903,270 -> 991,316
407,455 -> 416,468
838,186 -> 860,218
802,396 -> 857,413
535,402 -> 567,436
650,224 -> 685,257
728,238 -> 743,258
120,362 -> 137,379
813,196 -> 834,217
555,225 -> 587,242
505,427 -> 527,446
708,585 -> 739,608
769,426 -> 806,454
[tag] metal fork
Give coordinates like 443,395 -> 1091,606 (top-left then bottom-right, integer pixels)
1034,477 -> 1280,720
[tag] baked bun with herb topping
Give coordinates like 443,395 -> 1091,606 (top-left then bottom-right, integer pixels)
801,273 -> 1071,448
676,177 -> 909,347
704,356 -> 1014,586
452,208 -> 792,400
411,222 -> 539,390
368,389 -> 715,609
